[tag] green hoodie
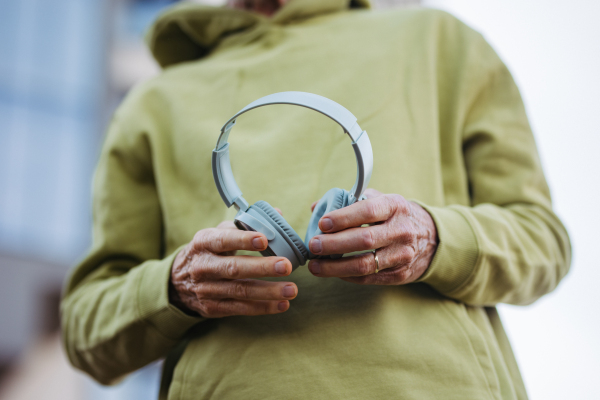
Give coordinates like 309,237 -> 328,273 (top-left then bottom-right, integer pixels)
61,1 -> 571,399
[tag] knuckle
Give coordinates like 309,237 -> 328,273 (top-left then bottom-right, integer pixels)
214,299 -> 230,315
193,283 -> 209,299
224,259 -> 240,279
356,256 -> 372,276
190,254 -> 212,280
360,229 -> 375,249
190,264 -> 208,282
363,202 -> 379,220
393,267 -> 411,284
357,265 -> 371,277
389,194 -> 408,213
213,230 -> 226,250
392,247 -> 414,267
205,228 -> 218,241
381,196 -> 394,215
195,228 -> 217,249
232,281 -> 250,299
388,193 -> 405,205
198,301 -> 215,317
404,247 -> 417,263
192,231 -> 206,249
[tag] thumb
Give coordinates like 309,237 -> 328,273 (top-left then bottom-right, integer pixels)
363,188 -> 383,199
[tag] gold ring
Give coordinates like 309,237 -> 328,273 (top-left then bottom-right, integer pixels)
373,250 -> 379,274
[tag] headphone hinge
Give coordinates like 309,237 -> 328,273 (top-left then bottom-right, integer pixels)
233,196 -> 249,212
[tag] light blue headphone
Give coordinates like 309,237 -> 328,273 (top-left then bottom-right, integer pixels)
212,92 -> 373,271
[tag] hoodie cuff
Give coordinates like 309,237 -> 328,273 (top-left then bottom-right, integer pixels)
137,246 -> 204,340
412,203 -> 480,296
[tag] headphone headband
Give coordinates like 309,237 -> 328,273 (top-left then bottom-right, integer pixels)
212,92 -> 373,211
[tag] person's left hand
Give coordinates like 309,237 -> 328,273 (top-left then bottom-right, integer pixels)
307,189 -> 438,285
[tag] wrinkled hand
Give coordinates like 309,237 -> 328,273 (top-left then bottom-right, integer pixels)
307,189 -> 438,285
170,220 -> 297,318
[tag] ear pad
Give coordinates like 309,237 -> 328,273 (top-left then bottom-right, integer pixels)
251,201 -> 309,265
305,188 -> 351,259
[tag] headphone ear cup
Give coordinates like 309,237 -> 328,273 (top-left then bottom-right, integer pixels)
251,201 -> 309,266
305,188 -> 351,259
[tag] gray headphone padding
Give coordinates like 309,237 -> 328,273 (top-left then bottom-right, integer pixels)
252,201 -> 309,264
305,188 -> 350,259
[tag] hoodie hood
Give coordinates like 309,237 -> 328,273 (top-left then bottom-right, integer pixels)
146,0 -> 371,68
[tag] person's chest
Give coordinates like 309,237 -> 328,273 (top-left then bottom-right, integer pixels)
151,10 -> 470,253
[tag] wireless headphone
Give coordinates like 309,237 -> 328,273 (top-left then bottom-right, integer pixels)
212,92 -> 373,271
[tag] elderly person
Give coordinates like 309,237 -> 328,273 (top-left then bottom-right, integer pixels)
61,0 -> 571,399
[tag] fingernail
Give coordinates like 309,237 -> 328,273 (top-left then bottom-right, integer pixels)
275,261 -> 288,275
283,285 -> 296,298
310,238 -> 322,254
278,301 -> 288,311
320,218 -> 333,231
309,261 -> 321,275
252,237 -> 265,250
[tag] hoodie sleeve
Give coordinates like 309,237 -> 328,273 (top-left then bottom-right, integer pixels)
415,32 -> 571,306
60,87 -> 203,385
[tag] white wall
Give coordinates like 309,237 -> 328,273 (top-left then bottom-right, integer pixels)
422,1 -> 600,399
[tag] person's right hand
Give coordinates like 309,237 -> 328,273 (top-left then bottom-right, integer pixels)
169,221 -> 297,318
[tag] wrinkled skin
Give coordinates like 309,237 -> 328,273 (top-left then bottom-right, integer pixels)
307,189 -> 438,285
170,219 -> 298,318
226,0 -> 290,16
170,189 -> 438,317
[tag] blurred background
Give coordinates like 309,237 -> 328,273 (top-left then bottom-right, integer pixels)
0,0 -> 598,399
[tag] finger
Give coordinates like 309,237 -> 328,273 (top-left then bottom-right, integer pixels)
190,255 -> 293,280
318,194 -> 407,233
215,222 -> 238,257
308,245 -> 413,278
193,228 -> 268,253
340,266 -> 413,286
216,220 -> 237,230
339,255 -> 416,285
275,207 -> 283,216
363,188 -> 383,199
307,252 -> 377,278
308,225 -> 392,256
198,299 -> 290,318
310,201 -> 318,212
195,279 -> 297,301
